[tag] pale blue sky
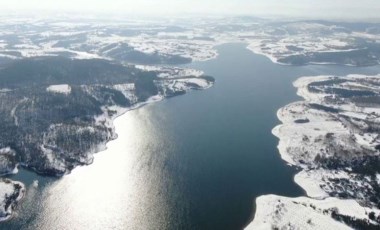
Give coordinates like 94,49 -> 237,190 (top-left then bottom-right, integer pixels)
1,0 -> 379,20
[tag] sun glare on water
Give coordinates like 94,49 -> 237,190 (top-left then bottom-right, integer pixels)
30,108 -> 171,230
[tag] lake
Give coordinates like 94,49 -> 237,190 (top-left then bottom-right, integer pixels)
3,43 -> 380,230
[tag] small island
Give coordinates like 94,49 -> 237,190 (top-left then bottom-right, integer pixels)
0,179 -> 25,222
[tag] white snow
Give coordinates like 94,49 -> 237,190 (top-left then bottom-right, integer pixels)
135,65 -> 204,78
46,84 -> 72,95
32,180 -> 39,188
341,111 -> 368,120
294,170 -> 329,198
39,145 -> 67,173
354,133 -> 380,149
247,195 -> 378,230
0,89 -> 12,93
10,98 -> 28,126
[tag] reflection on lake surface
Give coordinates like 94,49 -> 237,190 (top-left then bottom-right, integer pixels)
34,111 -> 171,229
11,109 -> 181,230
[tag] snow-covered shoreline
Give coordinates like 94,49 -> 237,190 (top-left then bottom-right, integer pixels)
92,74 -> 215,157
247,74 -> 380,229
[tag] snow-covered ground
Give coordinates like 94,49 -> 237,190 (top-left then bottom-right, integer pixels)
247,195 -> 379,230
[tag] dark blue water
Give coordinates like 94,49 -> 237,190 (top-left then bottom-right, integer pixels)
3,43 -> 380,230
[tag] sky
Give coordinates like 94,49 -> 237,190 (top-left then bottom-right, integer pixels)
0,0 -> 379,20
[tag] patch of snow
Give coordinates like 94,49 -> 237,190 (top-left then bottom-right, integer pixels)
32,180 -> 39,188
247,195 -> 378,230
176,78 -> 210,88
46,84 -> 72,95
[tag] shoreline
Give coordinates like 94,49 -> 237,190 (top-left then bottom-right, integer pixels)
0,75 -> 214,223
247,74 -> 380,229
